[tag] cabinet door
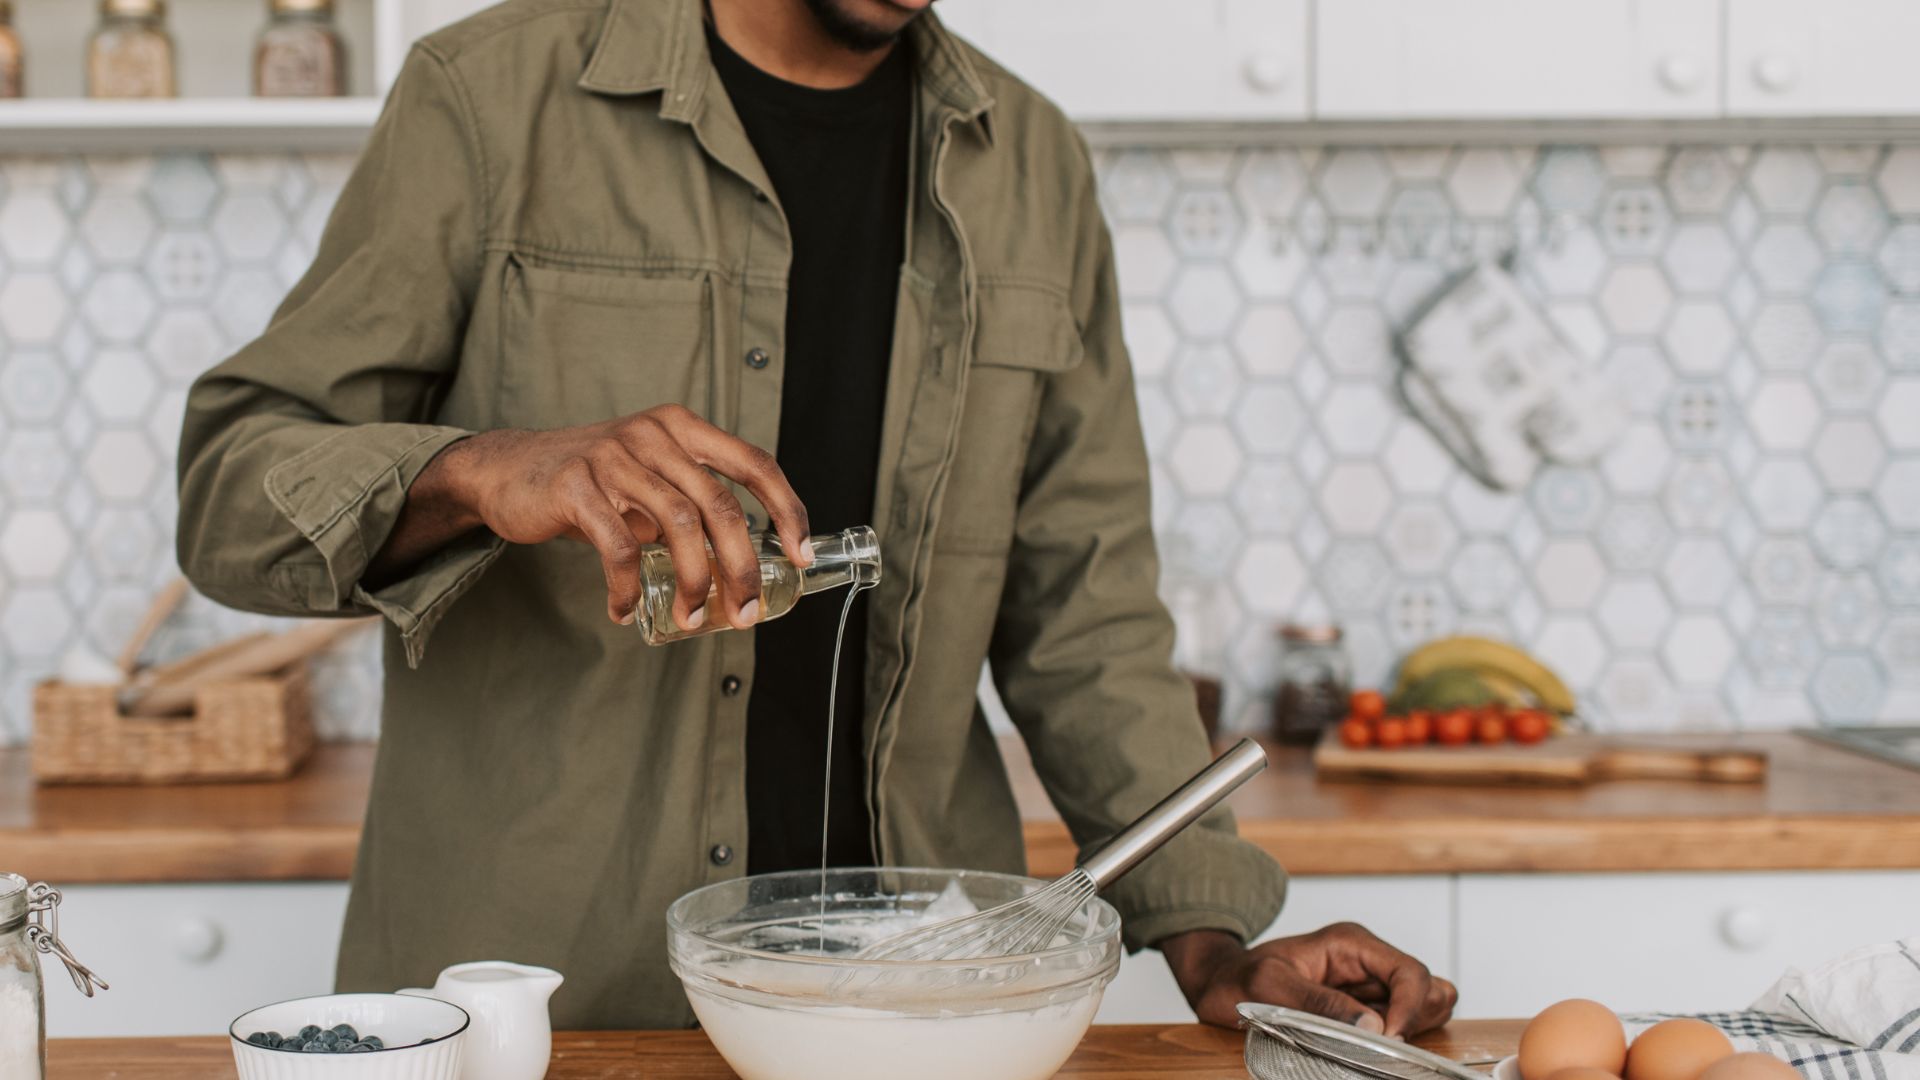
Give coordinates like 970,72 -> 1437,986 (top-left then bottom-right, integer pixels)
43,883 -> 350,1037
1455,871 -> 1920,1018
935,0 -> 1308,121
1316,0 -> 1720,119
1096,875 -> 1454,1023
1727,0 -> 1920,115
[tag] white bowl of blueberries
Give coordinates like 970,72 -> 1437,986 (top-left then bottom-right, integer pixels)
229,992 -> 469,1078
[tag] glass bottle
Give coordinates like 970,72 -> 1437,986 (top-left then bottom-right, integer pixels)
1,875 -> 108,1080
88,0 -> 176,100
0,0 -> 23,101
254,0 -> 345,98
634,525 -> 882,646
1269,624 -> 1351,746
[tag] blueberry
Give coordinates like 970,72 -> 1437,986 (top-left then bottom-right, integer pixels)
359,1036 -> 384,1050
264,1031 -> 284,1047
298,1025 -> 323,1041
346,1042 -> 376,1052
330,1024 -> 358,1042
301,1040 -> 330,1052
246,1032 -> 270,1046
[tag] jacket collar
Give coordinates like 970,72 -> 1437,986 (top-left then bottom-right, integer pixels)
577,0 -> 994,133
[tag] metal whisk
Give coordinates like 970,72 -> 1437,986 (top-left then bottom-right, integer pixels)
857,738 -> 1268,962
1241,1003 -> 1488,1080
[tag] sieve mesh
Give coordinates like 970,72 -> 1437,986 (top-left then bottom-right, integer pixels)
1241,1004 -> 1488,1080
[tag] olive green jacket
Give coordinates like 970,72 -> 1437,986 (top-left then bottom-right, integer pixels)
176,0 -> 1285,1029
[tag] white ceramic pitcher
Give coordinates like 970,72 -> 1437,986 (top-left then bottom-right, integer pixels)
400,961 -> 562,1080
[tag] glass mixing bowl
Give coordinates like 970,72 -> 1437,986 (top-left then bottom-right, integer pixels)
667,867 -> 1121,1080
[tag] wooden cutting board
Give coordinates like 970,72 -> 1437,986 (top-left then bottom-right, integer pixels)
1313,730 -> 1768,786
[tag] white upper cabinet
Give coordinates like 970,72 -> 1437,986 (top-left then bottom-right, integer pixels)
934,0 -> 1309,121
1315,0 -> 1721,119
1727,0 -> 1920,116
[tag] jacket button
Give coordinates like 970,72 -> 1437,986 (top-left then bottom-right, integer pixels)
721,674 -> 743,696
709,844 -> 734,866
745,347 -> 770,369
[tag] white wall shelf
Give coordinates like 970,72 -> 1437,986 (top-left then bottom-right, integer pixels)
0,98 -> 384,151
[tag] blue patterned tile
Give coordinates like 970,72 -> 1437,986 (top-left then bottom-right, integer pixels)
1746,611 -> 1821,691
1809,653 -> 1886,722
1662,457 -> 1737,530
1810,262 -> 1889,335
1663,382 -> 1734,451
1813,182 -> 1890,257
1167,187 -> 1242,259
1816,572 -> 1884,648
1877,615 -> 1920,687
1319,540 -> 1394,612
1881,537 -> 1920,606
1533,147 -> 1608,216
1812,495 -> 1889,571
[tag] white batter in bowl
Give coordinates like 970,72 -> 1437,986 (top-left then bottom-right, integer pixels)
668,868 -> 1122,1080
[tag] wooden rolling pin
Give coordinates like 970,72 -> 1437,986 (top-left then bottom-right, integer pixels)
121,618 -> 377,717
1314,731 -> 1768,786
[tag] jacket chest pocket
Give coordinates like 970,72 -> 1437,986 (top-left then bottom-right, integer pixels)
497,257 -> 712,430
934,285 -> 1085,555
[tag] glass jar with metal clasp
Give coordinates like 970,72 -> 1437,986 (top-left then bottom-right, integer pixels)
2,874 -> 109,1080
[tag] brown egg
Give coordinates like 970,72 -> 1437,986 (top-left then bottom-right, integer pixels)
1697,1053 -> 1800,1080
1519,999 -> 1628,1080
1545,1067 -> 1623,1080
1624,1019 -> 1736,1080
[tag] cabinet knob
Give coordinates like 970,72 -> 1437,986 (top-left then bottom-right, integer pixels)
173,917 -> 224,963
1244,54 -> 1289,93
1657,55 -> 1703,94
1753,55 -> 1800,94
1719,907 -> 1771,952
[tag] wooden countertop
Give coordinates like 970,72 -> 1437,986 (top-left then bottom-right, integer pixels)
7,733 -> 1920,884
46,1020 -> 1525,1078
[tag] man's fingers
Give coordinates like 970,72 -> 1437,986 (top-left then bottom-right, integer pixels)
670,417 -> 813,565
557,462 -> 645,624
1250,961 -> 1384,1034
641,446 -> 764,627
587,451 -> 713,631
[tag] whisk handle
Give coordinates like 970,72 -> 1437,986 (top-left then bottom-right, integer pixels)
1079,738 -> 1268,887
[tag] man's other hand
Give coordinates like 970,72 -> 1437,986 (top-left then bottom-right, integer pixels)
381,404 -> 811,628
1160,923 -> 1457,1036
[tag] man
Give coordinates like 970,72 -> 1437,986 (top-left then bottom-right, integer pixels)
177,0 -> 1457,1034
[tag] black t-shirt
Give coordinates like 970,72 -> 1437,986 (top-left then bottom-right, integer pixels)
706,27 -> 911,874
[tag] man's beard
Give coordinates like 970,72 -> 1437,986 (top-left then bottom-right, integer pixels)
801,0 -> 913,53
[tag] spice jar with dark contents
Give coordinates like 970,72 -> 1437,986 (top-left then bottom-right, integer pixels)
0,1 -> 23,100
88,0 -> 175,99
255,0 -> 346,98
1269,624 -> 1351,745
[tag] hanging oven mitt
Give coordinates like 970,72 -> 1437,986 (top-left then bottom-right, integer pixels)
1398,262 -> 1625,490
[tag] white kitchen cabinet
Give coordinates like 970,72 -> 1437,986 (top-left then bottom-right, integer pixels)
42,883 -> 350,1038
933,0 -> 1308,122
1096,875 -> 1454,1023
1726,0 -> 1920,116
1453,870 -> 1920,1018
1315,0 -> 1720,119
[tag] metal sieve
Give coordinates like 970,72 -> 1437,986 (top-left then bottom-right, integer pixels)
1241,1004 -> 1489,1080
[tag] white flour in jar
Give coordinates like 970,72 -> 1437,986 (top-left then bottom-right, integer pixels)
687,985 -> 1101,1080
1,979 -> 41,1078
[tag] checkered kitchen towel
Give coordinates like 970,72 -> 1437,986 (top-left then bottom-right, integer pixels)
1625,938 -> 1920,1080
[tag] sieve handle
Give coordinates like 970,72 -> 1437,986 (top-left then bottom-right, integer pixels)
1079,738 -> 1268,887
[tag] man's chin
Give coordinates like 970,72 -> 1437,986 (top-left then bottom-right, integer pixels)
803,0 -> 927,52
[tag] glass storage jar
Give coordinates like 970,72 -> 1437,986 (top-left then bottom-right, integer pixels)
0,0 -> 23,100
255,0 -> 346,97
1269,624 -> 1351,746
88,0 -> 176,99
1,874 -> 108,1080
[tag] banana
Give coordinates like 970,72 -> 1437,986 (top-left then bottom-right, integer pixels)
1392,635 -> 1577,715
1472,669 -> 1538,709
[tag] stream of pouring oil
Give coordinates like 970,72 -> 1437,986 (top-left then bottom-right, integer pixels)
820,577 -> 875,951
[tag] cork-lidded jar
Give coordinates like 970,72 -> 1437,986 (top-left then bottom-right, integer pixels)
255,0 -> 346,97
0,0 -> 26,100
88,0 -> 176,99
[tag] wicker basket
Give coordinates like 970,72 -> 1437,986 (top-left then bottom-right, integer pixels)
32,666 -> 316,784
30,579 -> 330,785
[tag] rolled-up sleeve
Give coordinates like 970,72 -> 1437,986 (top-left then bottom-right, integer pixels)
176,44 -> 502,665
988,140 -> 1287,952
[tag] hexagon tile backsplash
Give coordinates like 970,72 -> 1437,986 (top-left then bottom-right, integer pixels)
0,144 -> 1917,744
